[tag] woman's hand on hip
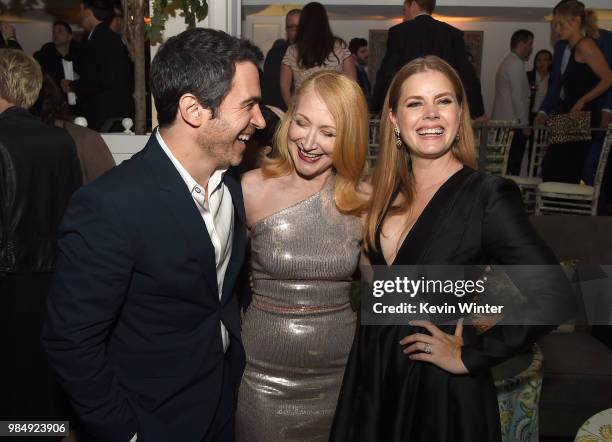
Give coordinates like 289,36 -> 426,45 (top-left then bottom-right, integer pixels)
400,319 -> 469,375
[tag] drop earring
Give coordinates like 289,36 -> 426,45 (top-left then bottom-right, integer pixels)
394,125 -> 403,149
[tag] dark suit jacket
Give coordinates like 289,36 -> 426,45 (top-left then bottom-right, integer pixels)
371,14 -> 485,118
540,29 -> 612,115
72,23 -> 134,131
34,41 -> 80,89
43,135 -> 247,442
261,41 -> 289,111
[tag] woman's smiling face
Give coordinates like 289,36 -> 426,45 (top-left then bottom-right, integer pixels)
390,69 -> 460,161
287,87 -> 337,179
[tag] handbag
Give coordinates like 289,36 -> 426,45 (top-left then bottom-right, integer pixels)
546,111 -> 591,144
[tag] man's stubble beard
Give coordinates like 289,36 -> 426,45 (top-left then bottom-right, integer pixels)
197,123 -> 243,169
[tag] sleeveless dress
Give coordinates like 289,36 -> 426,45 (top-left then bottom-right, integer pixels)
235,179 -> 361,441
282,41 -> 352,90
541,37 -> 601,183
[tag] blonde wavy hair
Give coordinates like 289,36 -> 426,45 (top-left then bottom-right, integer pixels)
365,55 -> 477,252
261,70 -> 369,215
0,49 -> 43,109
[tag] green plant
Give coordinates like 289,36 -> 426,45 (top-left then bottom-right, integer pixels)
148,0 -> 208,44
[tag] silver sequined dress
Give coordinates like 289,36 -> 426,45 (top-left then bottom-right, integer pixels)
236,179 -> 361,441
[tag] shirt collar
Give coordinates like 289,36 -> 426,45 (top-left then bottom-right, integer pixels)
155,129 -> 227,196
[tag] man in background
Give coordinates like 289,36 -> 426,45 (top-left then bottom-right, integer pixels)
349,37 -> 372,107
34,21 -> 80,91
492,29 -> 534,175
61,0 -> 134,131
261,8 -> 300,111
372,0 -> 486,121
0,49 -> 81,426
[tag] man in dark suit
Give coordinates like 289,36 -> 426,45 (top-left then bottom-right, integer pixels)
43,28 -> 265,442
261,8 -> 300,111
61,0 -> 134,131
0,22 -> 21,49
371,0 -> 486,120
349,37 -> 372,107
34,21 -> 81,97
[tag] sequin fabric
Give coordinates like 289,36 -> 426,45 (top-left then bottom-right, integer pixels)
236,180 -> 361,441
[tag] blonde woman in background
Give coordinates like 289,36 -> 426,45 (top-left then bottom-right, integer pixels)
541,0 -> 612,183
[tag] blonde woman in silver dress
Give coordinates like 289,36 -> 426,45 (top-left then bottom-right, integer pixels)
236,71 -> 369,441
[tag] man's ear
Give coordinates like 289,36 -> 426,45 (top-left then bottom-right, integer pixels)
177,94 -> 211,128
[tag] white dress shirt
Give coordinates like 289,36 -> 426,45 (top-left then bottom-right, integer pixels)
532,71 -> 550,113
491,51 -> 530,125
156,130 -> 233,353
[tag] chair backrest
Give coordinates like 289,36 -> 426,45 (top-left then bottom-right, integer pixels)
529,127 -> 548,177
367,119 -> 380,168
486,120 -> 515,175
593,124 -> 612,199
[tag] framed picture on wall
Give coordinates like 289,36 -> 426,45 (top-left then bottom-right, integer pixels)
463,31 -> 484,79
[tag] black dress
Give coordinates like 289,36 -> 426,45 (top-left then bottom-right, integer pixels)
541,38 -> 600,183
330,167 -> 570,442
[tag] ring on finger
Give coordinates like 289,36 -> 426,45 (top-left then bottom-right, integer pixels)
424,342 -> 432,354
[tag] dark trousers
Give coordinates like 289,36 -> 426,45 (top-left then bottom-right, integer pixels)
0,273 -> 72,441
202,356 -> 235,442
506,130 -> 527,175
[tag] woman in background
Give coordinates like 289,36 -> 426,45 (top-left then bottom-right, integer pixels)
331,56 -> 571,442
32,73 -> 115,184
280,2 -> 356,108
541,0 -> 612,183
236,71 -> 368,441
527,49 -> 552,124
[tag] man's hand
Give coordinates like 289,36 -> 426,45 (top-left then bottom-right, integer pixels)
61,79 -> 72,94
0,23 -> 16,39
534,113 -> 547,127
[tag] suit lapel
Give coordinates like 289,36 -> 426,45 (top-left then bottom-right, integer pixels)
142,135 -> 218,296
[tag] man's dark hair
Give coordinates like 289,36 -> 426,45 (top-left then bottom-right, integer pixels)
53,21 -> 72,35
348,38 -> 367,54
510,29 -> 534,50
553,0 -> 573,14
406,0 -> 436,14
83,0 -> 113,22
286,8 -> 301,22
150,28 -> 263,127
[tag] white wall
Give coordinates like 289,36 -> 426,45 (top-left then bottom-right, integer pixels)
8,21 -> 55,56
